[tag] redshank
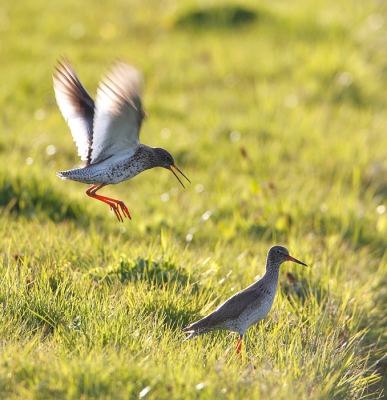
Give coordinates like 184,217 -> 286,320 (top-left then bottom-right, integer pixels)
183,245 -> 307,353
53,60 -> 190,221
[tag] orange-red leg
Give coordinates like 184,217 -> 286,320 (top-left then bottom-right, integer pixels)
86,184 -> 131,222
236,335 -> 243,355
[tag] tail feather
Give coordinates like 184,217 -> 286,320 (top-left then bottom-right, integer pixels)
55,168 -> 92,183
56,171 -> 67,180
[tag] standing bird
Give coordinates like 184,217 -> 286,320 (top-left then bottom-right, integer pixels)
53,60 -> 190,222
183,245 -> 307,353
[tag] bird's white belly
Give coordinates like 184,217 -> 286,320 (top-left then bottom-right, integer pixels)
57,152 -> 146,185
238,298 -> 275,333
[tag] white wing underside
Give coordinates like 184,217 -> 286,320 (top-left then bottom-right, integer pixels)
54,61 -> 144,166
66,118 -> 91,163
91,63 -> 144,164
53,61 -> 94,164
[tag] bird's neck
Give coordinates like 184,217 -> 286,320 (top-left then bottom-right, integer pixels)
134,144 -> 159,169
262,262 -> 280,286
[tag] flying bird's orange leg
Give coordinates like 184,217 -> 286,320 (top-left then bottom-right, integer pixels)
86,184 -> 131,222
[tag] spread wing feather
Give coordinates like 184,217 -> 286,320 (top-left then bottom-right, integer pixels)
90,62 -> 144,165
53,61 -> 95,165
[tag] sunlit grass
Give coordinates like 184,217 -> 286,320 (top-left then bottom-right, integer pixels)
1,0 -> 387,398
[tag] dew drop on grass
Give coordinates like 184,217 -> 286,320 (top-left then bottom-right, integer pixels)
236,250 -> 248,261
170,187 -> 179,196
336,72 -> 353,86
316,9 -> 333,26
376,205 -> 385,214
284,94 -> 298,108
202,257 -> 210,265
229,130 -> 241,142
367,13 -> 384,31
35,109 -> 46,120
160,128 -> 171,139
139,386 -> 151,399
189,133 -> 197,143
160,0 -> 177,14
26,157 -> 33,165
186,233 -> 193,242
195,383 -> 206,390
46,145 -> 56,155
69,23 -> 85,39
0,12 -> 10,32
202,211 -> 212,221
195,183 -> 204,193
161,193 -> 170,202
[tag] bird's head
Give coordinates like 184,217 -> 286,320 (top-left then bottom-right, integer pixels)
153,148 -> 191,188
268,245 -> 307,267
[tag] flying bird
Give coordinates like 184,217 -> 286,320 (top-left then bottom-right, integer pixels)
183,245 -> 307,354
53,60 -> 190,221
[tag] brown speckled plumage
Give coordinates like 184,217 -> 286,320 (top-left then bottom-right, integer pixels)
54,61 -> 190,221
183,245 -> 307,353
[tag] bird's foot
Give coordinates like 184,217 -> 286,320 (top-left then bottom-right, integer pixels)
86,185 -> 131,222
110,204 -> 123,222
117,201 -> 131,220
109,202 -> 131,222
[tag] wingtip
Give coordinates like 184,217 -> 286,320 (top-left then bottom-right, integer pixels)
56,55 -> 71,66
53,57 -> 74,79
104,61 -> 145,96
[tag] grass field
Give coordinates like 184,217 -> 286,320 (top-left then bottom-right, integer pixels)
1,0 -> 387,398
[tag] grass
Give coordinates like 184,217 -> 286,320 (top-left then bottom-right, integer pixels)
1,0 -> 387,398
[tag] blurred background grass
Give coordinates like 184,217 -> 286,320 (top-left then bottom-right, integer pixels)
1,0 -> 387,398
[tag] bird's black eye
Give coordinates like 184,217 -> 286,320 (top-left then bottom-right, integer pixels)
276,250 -> 280,254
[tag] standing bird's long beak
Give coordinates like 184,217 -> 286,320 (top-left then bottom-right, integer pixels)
286,255 -> 307,266
169,165 -> 191,188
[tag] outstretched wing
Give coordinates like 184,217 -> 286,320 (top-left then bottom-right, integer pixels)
53,60 -> 95,166
90,62 -> 144,165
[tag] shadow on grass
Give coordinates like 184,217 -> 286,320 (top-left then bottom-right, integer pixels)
281,272 -> 329,307
89,256 -> 202,329
308,75 -> 370,109
176,5 -> 258,30
360,273 -> 387,394
311,211 -> 387,254
145,301 -> 198,331
90,256 -> 193,289
0,171 -> 88,223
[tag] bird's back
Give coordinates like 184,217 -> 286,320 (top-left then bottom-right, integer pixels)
183,276 -> 278,335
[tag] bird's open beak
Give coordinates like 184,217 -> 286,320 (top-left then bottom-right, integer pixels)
169,165 -> 191,188
286,255 -> 307,266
